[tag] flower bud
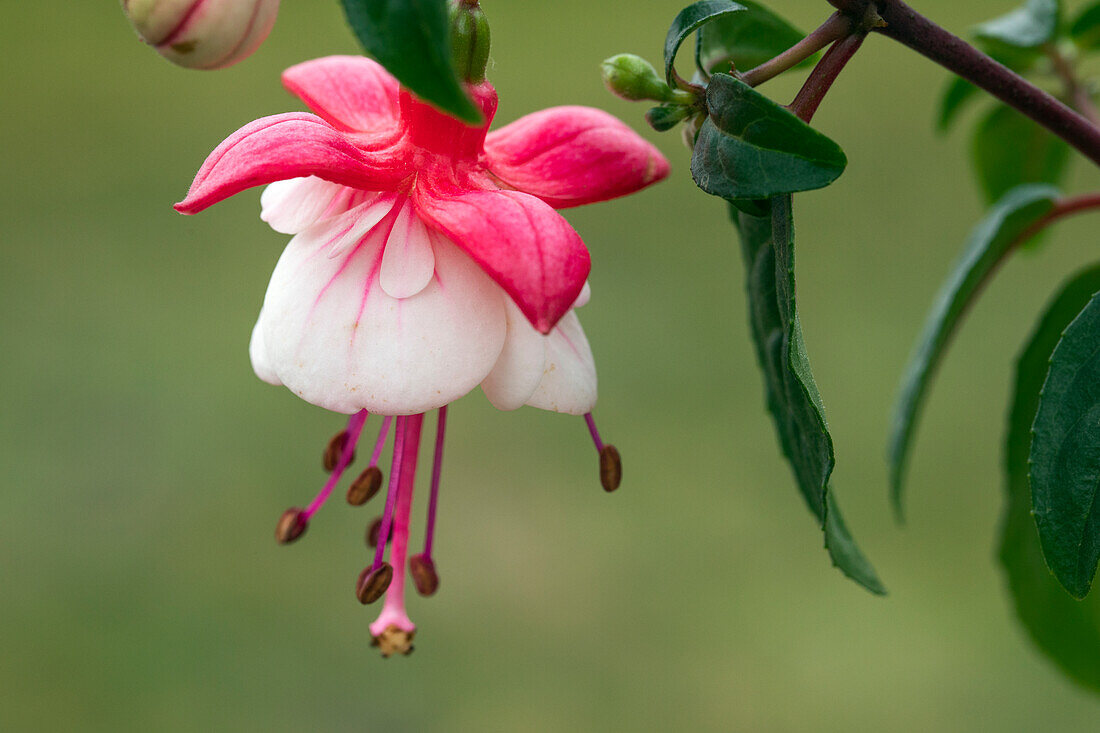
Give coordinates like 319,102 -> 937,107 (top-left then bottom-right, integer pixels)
601,54 -> 678,103
450,0 -> 491,83
122,0 -> 280,70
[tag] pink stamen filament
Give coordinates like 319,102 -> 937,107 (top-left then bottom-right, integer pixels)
423,406 -> 447,558
584,412 -> 605,452
369,416 -> 393,467
371,416 -> 406,571
301,410 -> 368,520
373,414 -> 424,630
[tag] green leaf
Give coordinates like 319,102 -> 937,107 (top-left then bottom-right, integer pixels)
339,0 -> 481,124
691,73 -> 847,200
695,0 -> 807,75
735,197 -> 885,594
972,104 -> 1071,204
889,184 -> 1060,515
1030,288 -> 1100,599
973,0 -> 1061,50
1070,1 -> 1100,49
1001,265 -> 1100,693
936,77 -> 980,132
664,1 -> 746,86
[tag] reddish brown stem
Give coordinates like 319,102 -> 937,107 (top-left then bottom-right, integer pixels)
1014,192 -> 1100,247
789,32 -> 868,122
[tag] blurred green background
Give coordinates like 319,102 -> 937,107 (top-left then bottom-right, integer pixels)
4,1 -> 1100,730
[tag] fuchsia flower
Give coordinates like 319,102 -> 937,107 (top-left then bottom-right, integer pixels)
176,55 -> 668,655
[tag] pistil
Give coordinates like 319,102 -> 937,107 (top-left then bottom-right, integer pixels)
369,414 -> 424,656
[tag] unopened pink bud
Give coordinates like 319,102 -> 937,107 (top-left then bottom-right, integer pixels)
122,0 -> 279,70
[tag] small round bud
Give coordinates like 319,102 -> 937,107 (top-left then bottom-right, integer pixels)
601,54 -> 676,102
409,554 -> 440,596
275,508 -> 308,544
123,0 -> 280,70
599,445 -> 622,492
356,563 -> 393,604
450,0 -> 491,83
347,466 -> 383,506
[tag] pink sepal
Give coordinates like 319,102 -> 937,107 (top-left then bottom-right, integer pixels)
484,106 -> 670,209
175,113 -> 408,214
416,188 -> 590,334
282,56 -> 400,133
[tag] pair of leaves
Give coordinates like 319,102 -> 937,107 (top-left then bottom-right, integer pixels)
663,0 -> 809,81
691,73 -> 846,201
889,184 -> 1061,514
1001,265 -> 1100,692
663,1 -> 747,86
736,198 -> 884,595
695,0 -> 808,75
340,0 -> 481,123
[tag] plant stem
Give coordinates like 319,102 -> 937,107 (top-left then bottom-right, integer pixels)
1014,192 -> 1100,246
1043,43 -> 1100,127
740,12 -> 853,87
789,32 -> 868,122
859,0 -> 1100,167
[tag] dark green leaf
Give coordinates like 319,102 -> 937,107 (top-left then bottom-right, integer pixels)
1070,1 -> 1100,49
691,73 -> 847,200
972,104 -> 1071,203
695,0 -> 807,75
664,1 -> 746,86
1031,289 -> 1100,599
936,77 -> 980,132
645,104 -> 692,132
889,184 -> 1060,515
1002,265 -> 1100,693
339,0 -> 481,124
973,0 -> 1060,49
736,197 -> 885,594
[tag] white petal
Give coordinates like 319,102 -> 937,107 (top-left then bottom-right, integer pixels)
260,176 -> 347,234
249,311 -> 282,386
326,195 -> 396,259
379,200 -> 436,299
258,226 -> 507,414
573,280 -> 592,309
526,311 -> 598,415
480,298 -> 548,411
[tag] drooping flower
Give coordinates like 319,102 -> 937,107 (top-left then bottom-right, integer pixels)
123,0 -> 280,70
177,54 -> 667,655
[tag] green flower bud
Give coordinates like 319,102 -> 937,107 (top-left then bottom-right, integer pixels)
601,54 -> 676,102
450,0 -> 491,83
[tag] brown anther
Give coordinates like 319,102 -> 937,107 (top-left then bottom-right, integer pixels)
275,508 -> 308,544
346,466 -> 383,506
323,430 -> 354,472
409,554 -> 439,597
356,562 -> 393,604
366,516 -> 394,548
372,626 -> 415,657
599,444 -> 622,492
